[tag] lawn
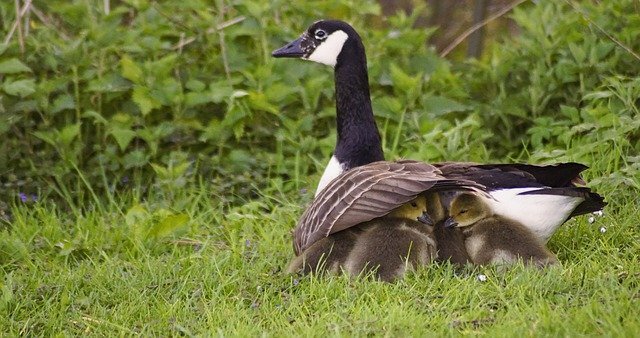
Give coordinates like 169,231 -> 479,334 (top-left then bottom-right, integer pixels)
1,182 -> 638,336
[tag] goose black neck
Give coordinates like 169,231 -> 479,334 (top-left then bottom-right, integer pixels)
333,46 -> 384,170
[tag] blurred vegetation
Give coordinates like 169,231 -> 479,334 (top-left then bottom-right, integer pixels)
1,0 -> 639,210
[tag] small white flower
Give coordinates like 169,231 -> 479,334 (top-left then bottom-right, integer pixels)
588,216 -> 596,224
599,227 -> 607,233
477,274 -> 487,282
594,210 -> 604,217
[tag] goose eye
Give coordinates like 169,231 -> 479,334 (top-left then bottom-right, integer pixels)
314,29 -> 327,40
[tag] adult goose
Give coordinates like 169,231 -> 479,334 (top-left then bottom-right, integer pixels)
272,20 -> 606,251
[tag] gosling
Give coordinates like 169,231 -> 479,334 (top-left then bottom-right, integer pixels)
288,194 -> 437,282
445,193 -> 558,267
419,192 -> 471,265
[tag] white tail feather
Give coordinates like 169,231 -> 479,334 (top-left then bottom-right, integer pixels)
486,188 -> 584,242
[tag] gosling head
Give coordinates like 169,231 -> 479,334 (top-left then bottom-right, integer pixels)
272,20 -> 363,68
388,195 -> 432,224
443,193 -> 491,228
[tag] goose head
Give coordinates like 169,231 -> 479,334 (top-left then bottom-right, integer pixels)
444,193 -> 491,228
272,20 -> 363,68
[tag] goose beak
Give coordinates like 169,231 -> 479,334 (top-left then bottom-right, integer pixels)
417,212 -> 434,226
272,37 -> 304,58
443,217 -> 458,228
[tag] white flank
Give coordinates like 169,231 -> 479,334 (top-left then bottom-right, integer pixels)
315,155 -> 345,196
305,30 -> 349,67
491,249 -> 516,265
465,235 -> 485,261
485,188 -> 584,242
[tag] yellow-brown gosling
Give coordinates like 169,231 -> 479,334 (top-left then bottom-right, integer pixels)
445,193 -> 558,267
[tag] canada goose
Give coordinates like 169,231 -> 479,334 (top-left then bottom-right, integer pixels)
273,20 -> 606,248
288,194 -> 437,282
445,193 -> 558,267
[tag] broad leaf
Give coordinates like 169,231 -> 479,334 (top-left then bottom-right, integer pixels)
148,213 -> 189,239
3,79 -> 35,97
132,86 -> 161,116
120,55 -> 143,84
0,58 -> 32,74
109,127 -> 137,151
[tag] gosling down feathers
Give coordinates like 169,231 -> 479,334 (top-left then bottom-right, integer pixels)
420,192 -> 472,265
445,193 -> 558,267
288,195 -> 437,282
273,20 -> 606,248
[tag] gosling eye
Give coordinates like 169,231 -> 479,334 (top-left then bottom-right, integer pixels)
314,29 -> 327,40
459,209 -> 468,214
410,202 -> 418,208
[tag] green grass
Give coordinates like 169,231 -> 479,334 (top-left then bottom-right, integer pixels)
1,183 -> 638,336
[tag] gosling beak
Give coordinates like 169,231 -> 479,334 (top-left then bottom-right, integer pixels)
417,212 -> 434,226
443,217 -> 458,228
272,37 -> 304,58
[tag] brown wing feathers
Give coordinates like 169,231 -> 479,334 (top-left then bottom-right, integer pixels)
293,160 -> 486,254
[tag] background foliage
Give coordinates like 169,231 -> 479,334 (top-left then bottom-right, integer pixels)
1,0 -> 639,208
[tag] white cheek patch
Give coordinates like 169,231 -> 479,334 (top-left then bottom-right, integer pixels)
305,30 -> 349,67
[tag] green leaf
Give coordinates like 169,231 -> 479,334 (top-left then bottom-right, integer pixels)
50,94 -> 76,114
132,86 -> 161,116
148,213 -> 189,239
33,130 -> 57,147
583,91 -> 613,101
422,96 -> 471,116
125,204 -> 149,228
248,91 -> 278,114
120,55 -> 143,84
109,127 -> 137,151
87,73 -> 131,93
122,150 -> 149,169
389,63 -> 421,94
82,110 -> 108,125
185,92 -> 214,107
150,163 -> 170,178
209,84 -> 234,103
568,43 -> 586,63
3,79 -> 36,97
60,123 -> 81,146
150,54 -> 178,76
0,58 -> 32,74
185,79 -> 206,92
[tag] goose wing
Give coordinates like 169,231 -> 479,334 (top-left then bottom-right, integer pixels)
434,162 -> 588,189
293,160 -> 486,255
435,162 -> 606,217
